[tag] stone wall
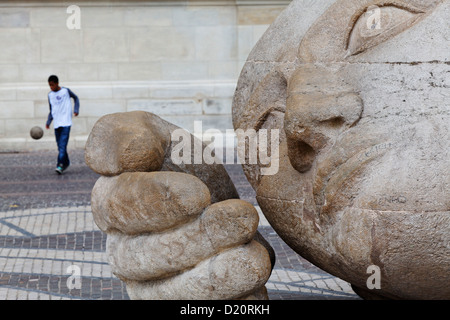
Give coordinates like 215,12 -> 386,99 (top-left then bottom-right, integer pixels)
0,0 -> 290,151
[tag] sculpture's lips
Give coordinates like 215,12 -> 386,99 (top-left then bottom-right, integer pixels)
316,141 -> 393,215
255,141 -> 391,218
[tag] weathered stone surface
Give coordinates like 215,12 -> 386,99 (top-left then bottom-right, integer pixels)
85,111 -> 169,176
106,199 -> 260,281
91,171 -> 211,235
125,241 -> 272,300
85,111 -> 239,203
85,111 -> 274,300
232,0 -> 450,300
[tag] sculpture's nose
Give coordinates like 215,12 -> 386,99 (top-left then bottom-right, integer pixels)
284,64 -> 364,173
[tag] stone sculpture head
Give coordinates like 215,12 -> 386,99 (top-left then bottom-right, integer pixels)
232,0 -> 449,299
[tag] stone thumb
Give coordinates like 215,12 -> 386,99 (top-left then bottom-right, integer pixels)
85,110 -> 239,203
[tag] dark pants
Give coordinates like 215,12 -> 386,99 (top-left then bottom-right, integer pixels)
54,126 -> 71,168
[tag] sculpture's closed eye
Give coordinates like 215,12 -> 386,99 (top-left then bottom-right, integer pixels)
346,4 -> 426,57
298,0 -> 442,63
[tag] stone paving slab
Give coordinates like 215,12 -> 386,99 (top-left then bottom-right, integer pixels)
0,150 -> 360,300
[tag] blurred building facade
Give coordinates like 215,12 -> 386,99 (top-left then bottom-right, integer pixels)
0,0 -> 290,151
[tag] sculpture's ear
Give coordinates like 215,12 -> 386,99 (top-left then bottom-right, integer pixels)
235,70 -> 287,132
284,65 -> 363,173
234,70 -> 287,187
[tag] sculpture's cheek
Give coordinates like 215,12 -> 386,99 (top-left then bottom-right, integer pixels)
317,117 -> 450,215
331,207 -> 450,300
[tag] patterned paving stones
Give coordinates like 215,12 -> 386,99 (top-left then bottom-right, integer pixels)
0,149 -> 360,300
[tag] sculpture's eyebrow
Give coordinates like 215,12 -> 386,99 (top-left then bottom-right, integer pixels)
344,2 -> 426,51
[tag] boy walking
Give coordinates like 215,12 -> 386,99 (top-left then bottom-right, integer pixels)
46,75 -> 80,174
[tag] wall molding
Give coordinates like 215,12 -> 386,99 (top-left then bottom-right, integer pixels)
0,0 -> 292,7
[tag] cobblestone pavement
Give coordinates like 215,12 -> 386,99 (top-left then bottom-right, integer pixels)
0,149 -> 360,300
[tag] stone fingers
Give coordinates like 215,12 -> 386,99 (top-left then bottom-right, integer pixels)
85,111 -> 170,176
85,110 -> 239,203
91,172 -> 211,234
107,199 -> 260,281
85,110 -> 274,299
90,170 -> 271,299
124,240 -> 272,300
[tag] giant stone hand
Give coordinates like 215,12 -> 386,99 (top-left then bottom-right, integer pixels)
85,111 -> 275,300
